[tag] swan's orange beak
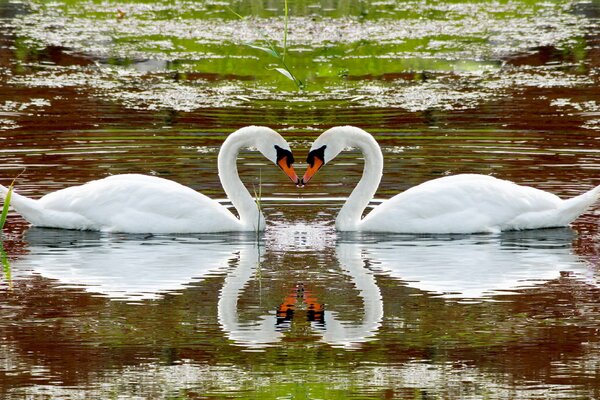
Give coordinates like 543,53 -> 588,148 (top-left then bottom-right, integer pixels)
302,156 -> 323,185
278,157 -> 301,186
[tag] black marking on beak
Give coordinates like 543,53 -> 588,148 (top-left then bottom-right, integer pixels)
275,145 -> 295,168
302,145 -> 327,185
306,145 -> 326,167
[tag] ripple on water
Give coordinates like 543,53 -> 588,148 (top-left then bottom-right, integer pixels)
1,1 -> 600,399
2,0 -> 597,116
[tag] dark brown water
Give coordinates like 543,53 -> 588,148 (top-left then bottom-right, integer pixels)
1,0 -> 600,398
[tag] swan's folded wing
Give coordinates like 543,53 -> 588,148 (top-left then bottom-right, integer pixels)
37,174 -> 241,233
361,174 -> 562,233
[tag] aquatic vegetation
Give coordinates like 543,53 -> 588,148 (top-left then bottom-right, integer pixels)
0,178 -> 14,288
231,0 -> 304,90
253,170 -> 263,236
0,180 -> 13,232
0,0 -> 594,127
1,1 -> 600,399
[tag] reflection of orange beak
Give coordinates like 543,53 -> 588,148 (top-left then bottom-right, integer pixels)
278,157 -> 300,185
302,157 -> 323,185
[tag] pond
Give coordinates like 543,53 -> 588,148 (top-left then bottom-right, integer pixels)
1,0 -> 600,398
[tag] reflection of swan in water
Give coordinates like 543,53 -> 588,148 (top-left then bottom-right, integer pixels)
324,242 -> 383,347
341,228 -> 596,299
13,228 -> 256,300
18,227 -> 585,347
218,234 -> 384,349
217,245 -> 284,348
14,227 -> 385,349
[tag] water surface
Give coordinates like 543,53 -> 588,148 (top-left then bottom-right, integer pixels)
1,0 -> 600,398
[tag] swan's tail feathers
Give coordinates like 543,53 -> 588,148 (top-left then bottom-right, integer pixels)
0,184 -> 43,224
558,184 -> 600,225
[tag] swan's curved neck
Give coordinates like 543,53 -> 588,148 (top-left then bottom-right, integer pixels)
337,132 -> 383,230
218,135 -> 264,230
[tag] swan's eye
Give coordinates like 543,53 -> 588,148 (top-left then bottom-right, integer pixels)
275,145 -> 295,167
306,145 -> 326,167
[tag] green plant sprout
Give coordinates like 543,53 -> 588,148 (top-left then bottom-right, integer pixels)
230,0 -> 304,90
0,174 -> 18,290
252,168 -> 263,235
0,177 -> 16,231
251,169 -> 264,296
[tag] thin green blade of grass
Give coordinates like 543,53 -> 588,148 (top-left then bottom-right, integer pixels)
0,184 -> 13,231
252,169 -> 263,234
246,43 -> 280,58
0,174 -> 19,289
230,7 -> 280,59
283,0 -> 289,62
229,2 -> 303,91
226,6 -> 244,20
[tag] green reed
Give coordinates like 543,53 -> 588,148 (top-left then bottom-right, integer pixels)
230,0 -> 304,90
0,180 -> 14,231
252,169 -> 263,235
0,178 -> 15,289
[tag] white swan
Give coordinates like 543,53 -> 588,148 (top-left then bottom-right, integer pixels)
302,126 -> 600,233
0,126 -> 299,233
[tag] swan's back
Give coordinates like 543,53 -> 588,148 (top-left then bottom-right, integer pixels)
360,174 -> 580,233
32,174 -> 241,232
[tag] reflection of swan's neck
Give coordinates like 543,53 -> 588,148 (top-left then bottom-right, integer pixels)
217,246 -> 282,348
218,133 -> 264,231
337,132 -> 383,230
324,243 -> 383,347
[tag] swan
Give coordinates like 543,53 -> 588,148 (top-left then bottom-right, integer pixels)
0,126 -> 299,233
302,126 -> 600,233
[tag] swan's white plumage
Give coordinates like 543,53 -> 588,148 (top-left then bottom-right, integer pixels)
0,126 -> 296,233
361,174 -> 596,233
306,126 -> 600,233
2,174 -> 240,233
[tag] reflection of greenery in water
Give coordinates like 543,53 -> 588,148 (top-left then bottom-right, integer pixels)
17,0 -> 584,69
0,246 -> 11,289
1,2 -> 599,399
0,183 -> 12,288
2,0 -> 594,116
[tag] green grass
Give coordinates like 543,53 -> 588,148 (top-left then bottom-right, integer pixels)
0,177 -> 15,288
252,169 -> 263,234
230,0 -> 304,90
0,181 -> 14,232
